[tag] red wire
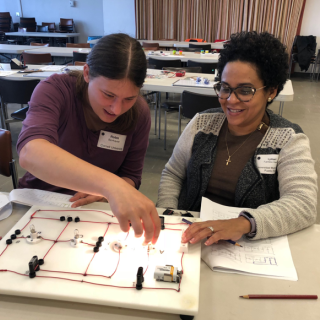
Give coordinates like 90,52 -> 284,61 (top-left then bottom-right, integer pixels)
143,251 -> 149,276
43,222 -> 70,259
0,210 -> 185,293
84,253 -> 96,276
32,217 -> 60,221
37,209 -> 114,218
165,228 -> 183,231
108,251 -> 121,278
81,241 -> 95,246
83,223 -> 111,275
0,269 -> 181,291
0,245 -> 8,257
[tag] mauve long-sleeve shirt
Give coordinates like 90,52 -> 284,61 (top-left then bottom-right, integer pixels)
17,73 -> 151,195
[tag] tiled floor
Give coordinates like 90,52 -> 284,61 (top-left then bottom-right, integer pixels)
1,75 -> 319,223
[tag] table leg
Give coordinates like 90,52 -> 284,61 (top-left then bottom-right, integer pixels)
158,93 -> 161,139
278,102 -> 284,117
154,92 -> 157,135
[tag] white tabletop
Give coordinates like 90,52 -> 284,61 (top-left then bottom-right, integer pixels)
0,44 -> 40,54
5,32 -> 80,38
143,72 -> 294,102
24,47 -> 91,57
146,51 -> 220,63
0,64 -> 294,103
173,42 -> 224,49
0,202 -> 319,320
138,40 -> 225,50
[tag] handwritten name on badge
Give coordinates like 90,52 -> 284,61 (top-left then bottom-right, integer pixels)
97,131 -> 127,151
256,154 -> 279,174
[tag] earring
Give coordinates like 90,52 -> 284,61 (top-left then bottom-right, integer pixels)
268,97 -> 272,102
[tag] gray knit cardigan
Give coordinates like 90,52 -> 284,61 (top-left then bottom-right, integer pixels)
157,109 -> 317,240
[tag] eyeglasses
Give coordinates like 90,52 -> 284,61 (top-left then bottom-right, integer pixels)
213,82 -> 266,102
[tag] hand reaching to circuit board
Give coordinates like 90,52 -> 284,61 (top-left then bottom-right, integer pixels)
106,179 -> 161,246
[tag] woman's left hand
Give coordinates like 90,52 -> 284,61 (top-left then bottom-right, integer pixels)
69,192 -> 108,208
181,217 -> 251,246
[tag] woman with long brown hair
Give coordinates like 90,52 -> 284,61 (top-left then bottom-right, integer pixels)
17,33 -> 160,245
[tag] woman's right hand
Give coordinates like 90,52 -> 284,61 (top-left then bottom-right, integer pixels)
106,181 -> 161,246
20,139 -> 161,245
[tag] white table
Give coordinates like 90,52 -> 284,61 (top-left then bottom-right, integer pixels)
173,42 -> 225,50
0,44 -> 40,54
0,202 -> 319,320
5,32 -> 80,43
146,51 -> 219,63
138,40 -> 225,50
23,47 -> 91,57
0,65 -> 293,137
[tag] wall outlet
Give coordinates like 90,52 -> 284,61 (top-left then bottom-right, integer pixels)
69,1 -> 75,7
16,12 -> 20,17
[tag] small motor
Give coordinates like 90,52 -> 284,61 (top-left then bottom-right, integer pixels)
154,265 -> 182,283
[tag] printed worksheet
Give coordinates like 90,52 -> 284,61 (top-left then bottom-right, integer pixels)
8,189 -> 73,208
200,197 -> 298,281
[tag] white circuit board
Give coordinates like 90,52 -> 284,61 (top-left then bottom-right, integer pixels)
0,206 -> 201,316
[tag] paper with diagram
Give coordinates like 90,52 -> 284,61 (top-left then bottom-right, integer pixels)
200,197 -> 298,281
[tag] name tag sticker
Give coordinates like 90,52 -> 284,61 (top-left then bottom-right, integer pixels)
97,131 -> 127,151
256,154 -> 279,174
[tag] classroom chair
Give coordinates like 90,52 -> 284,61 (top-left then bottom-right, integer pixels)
42,22 -> 55,32
72,52 -> 88,64
74,61 -> 86,66
66,43 -> 90,48
162,90 -> 221,150
148,58 -> 182,136
30,42 -> 49,47
22,52 -> 54,65
0,78 -> 40,131
148,57 -> 182,69
142,42 -> 160,51
187,60 -> 217,74
189,43 -> 212,51
0,129 -> 18,189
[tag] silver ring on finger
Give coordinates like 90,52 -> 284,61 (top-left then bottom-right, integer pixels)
207,226 -> 214,234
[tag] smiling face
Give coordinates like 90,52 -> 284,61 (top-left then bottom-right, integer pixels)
219,61 -> 277,136
83,64 -> 140,123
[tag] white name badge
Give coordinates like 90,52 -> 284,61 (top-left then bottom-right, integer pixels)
97,131 -> 127,152
256,154 -> 279,174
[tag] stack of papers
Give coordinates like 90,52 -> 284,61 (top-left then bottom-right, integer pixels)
200,197 -> 298,281
40,66 -> 64,72
0,189 -> 73,210
0,194 -> 12,220
0,71 -> 18,77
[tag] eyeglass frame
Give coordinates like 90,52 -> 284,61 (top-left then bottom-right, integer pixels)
213,82 -> 267,102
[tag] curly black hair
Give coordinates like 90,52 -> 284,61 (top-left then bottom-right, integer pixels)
217,31 -> 289,104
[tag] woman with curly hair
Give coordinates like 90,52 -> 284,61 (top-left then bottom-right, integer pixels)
157,31 -> 317,243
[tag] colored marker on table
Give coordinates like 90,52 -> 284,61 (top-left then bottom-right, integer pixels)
182,218 -> 243,247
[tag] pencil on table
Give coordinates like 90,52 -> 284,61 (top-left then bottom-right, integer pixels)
240,295 -> 318,300
225,240 -> 243,247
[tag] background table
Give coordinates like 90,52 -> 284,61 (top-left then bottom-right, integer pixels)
5,32 -> 80,44
146,51 -> 219,63
0,202 -> 319,320
0,44 -> 39,60
23,47 -> 91,57
137,40 -> 225,50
